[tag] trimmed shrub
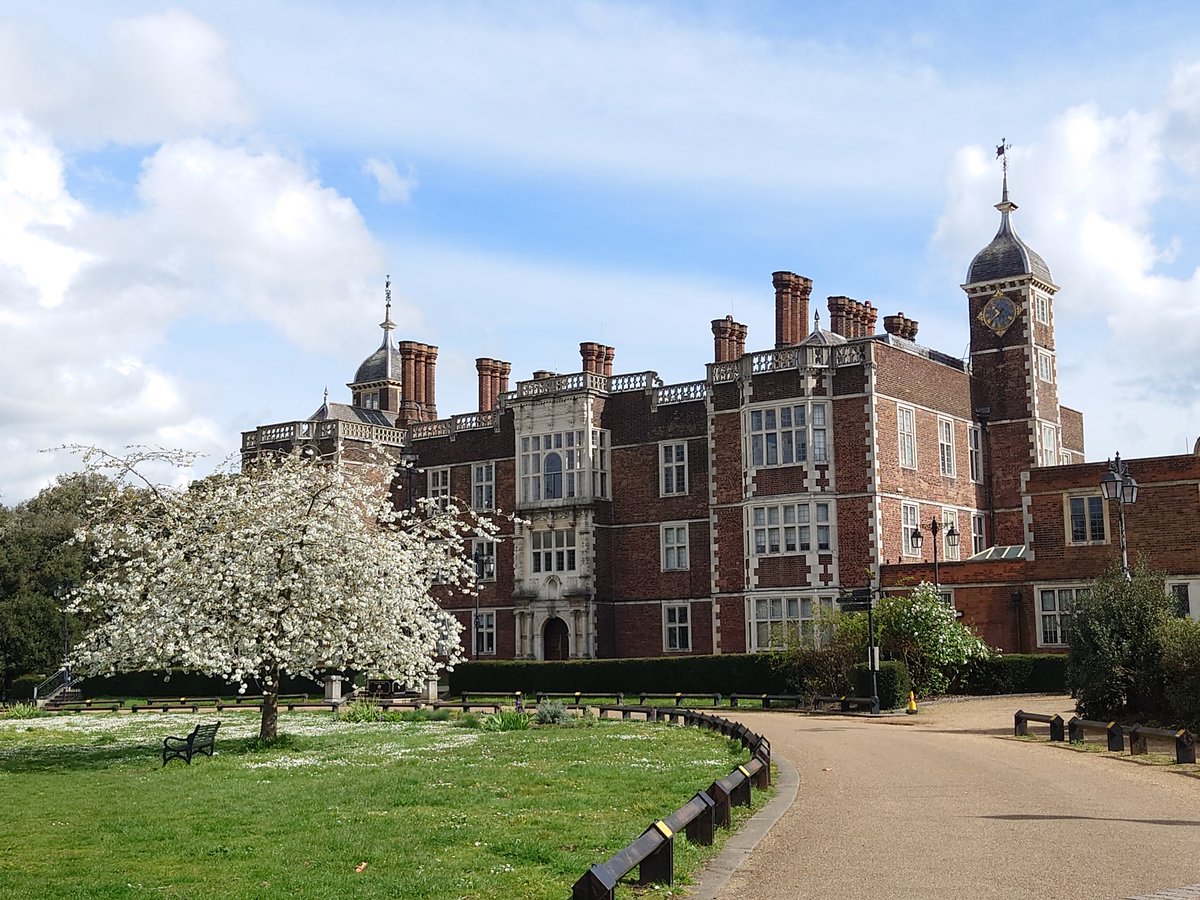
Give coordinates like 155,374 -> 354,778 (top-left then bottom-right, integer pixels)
448,653 -> 786,696
851,660 -> 911,710
952,653 -> 1068,695
1157,617 -> 1200,732
1069,565 -> 1172,720
79,670 -> 322,699
10,674 -> 43,701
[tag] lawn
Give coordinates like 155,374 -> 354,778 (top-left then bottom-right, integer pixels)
0,708 -> 766,899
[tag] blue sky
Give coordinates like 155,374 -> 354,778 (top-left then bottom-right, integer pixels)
4,2 -> 1200,501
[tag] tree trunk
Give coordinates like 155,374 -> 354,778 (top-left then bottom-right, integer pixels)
259,665 -> 279,742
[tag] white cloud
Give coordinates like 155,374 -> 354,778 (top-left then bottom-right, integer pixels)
932,99 -> 1200,461
0,115 -> 391,502
363,158 -> 417,204
0,9 -> 251,146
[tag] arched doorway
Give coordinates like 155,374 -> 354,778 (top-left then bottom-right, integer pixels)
543,617 -> 570,660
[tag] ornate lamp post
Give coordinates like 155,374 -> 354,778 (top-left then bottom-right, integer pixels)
1100,452 -> 1138,579
471,545 -> 496,658
910,518 -> 959,591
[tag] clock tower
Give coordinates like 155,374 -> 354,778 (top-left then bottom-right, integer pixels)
964,173 -> 1061,547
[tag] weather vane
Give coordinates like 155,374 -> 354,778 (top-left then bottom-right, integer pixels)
996,137 -> 1012,175
385,274 -> 392,311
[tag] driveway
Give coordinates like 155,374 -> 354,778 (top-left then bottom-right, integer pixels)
711,695 -> 1200,900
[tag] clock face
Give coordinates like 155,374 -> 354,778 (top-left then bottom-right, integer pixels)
979,293 -> 1018,336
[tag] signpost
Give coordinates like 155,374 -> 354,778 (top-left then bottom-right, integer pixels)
839,587 -> 879,714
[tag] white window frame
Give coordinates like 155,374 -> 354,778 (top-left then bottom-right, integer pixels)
428,468 -> 451,510
530,528 -> 577,573
1066,494 -> 1107,545
811,403 -> 829,464
1034,293 -> 1049,325
898,404 -> 916,469
750,501 -> 831,556
472,462 -> 494,511
968,425 -> 982,483
592,429 -> 611,499
660,441 -> 688,497
1040,423 -> 1058,467
942,508 -> 959,561
1038,350 -> 1054,383
520,431 -> 584,503
746,402 -> 829,468
749,595 -> 835,651
472,539 -> 496,582
362,391 -> 380,410
971,513 -> 986,556
902,502 -> 920,558
663,602 -> 691,652
661,523 -> 690,571
1037,585 -> 1085,647
938,417 -> 955,478
475,610 -> 496,656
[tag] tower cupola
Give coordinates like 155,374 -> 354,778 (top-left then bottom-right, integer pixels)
966,174 -> 1053,285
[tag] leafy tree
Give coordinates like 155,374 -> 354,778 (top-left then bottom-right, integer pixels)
1068,563 -> 1172,720
1156,616 -> 1200,731
67,446 -> 489,740
0,473 -> 112,699
775,608 -> 867,696
875,583 -> 992,697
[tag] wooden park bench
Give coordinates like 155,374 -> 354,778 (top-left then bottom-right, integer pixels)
162,721 -> 221,766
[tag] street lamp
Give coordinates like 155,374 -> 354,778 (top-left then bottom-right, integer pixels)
909,518 -> 959,590
471,545 -> 496,658
1100,452 -> 1138,579
398,446 -> 421,512
53,580 -> 73,682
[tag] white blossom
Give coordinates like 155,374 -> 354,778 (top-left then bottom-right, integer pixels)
62,444 -> 496,739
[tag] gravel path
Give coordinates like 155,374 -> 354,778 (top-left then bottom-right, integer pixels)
706,695 -> 1200,900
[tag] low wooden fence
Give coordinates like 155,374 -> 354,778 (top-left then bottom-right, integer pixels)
571,707 -> 772,899
1017,710 -> 1196,765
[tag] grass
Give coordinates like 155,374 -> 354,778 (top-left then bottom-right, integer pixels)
0,709 -> 768,898
1012,734 -> 1200,779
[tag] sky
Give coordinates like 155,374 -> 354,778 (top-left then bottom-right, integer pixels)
4,1 -> 1200,503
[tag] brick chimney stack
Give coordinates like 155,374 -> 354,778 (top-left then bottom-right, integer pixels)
882,312 -> 920,341
731,320 -> 748,358
421,343 -> 437,420
712,316 -> 741,362
772,271 -> 814,346
828,296 -> 878,338
864,302 -> 878,336
579,342 -> 616,377
476,357 -> 513,411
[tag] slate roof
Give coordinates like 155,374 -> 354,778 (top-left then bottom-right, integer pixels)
352,345 -> 404,385
309,401 -> 395,427
967,200 -> 1053,285
800,327 -> 848,346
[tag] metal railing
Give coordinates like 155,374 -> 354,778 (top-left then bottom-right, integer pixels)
32,668 -> 71,705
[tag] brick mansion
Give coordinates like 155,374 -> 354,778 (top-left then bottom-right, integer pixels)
242,179 -> 1200,661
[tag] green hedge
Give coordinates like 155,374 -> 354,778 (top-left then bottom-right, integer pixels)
851,660 -> 911,710
952,653 -> 1068,695
448,654 -> 787,696
9,674 -> 43,701
79,670 -> 321,699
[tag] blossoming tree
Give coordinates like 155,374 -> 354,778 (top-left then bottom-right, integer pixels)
65,445 -> 489,740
